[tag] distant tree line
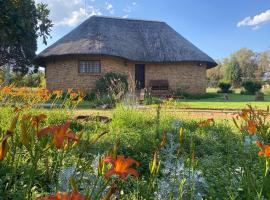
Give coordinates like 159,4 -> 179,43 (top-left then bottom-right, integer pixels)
0,69 -> 45,87
207,48 -> 270,88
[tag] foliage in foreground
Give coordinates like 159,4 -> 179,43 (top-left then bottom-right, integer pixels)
1,86 -> 270,199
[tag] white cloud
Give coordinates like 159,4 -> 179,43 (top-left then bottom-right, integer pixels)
122,14 -> 129,18
35,0 -> 138,28
105,2 -> 114,14
55,8 -> 87,26
55,7 -> 101,26
35,0 -> 102,27
237,10 -> 270,28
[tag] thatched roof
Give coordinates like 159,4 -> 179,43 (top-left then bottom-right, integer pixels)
35,16 -> 217,68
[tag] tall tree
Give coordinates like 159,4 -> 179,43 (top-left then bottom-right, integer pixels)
224,56 -> 242,87
0,0 -> 52,76
233,48 -> 258,81
207,60 -> 225,87
258,52 -> 270,73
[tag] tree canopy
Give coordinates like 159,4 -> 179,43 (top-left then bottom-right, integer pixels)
224,56 -> 242,87
207,48 -> 270,87
0,0 -> 52,75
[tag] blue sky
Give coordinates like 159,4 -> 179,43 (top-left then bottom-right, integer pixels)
36,0 -> 270,60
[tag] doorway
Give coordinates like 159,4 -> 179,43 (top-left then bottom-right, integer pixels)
135,64 -> 145,89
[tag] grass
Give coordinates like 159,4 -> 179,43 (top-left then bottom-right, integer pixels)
1,103 -> 269,199
176,101 -> 269,109
70,92 -> 270,120
174,88 -> 270,109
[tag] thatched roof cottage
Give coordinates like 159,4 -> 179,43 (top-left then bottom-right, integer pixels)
35,16 -> 217,94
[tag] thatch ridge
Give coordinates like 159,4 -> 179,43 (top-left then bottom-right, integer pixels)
35,16 -> 217,68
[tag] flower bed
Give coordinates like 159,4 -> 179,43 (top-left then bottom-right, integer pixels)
0,86 -> 270,199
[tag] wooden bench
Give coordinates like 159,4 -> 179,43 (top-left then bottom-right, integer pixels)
149,80 -> 169,90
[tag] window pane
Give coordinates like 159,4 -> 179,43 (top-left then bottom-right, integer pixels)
79,60 -> 100,73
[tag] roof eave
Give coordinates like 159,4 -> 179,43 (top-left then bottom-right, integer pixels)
33,53 -> 218,69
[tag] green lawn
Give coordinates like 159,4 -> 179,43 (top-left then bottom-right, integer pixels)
174,89 -> 270,109
176,93 -> 270,109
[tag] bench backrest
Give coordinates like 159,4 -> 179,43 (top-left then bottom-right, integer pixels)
149,80 -> 169,90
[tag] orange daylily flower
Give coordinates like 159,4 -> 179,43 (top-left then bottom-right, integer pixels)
53,90 -> 63,98
256,140 -> 270,157
36,190 -> 85,200
1,86 -> 13,94
0,114 -> 19,160
70,92 -> 78,99
38,121 -> 79,149
103,155 -> 139,180
0,133 -> 12,161
67,88 -> 73,94
26,114 -> 47,126
198,118 -> 214,126
238,109 -> 249,121
20,114 -> 47,146
11,87 -> 27,97
37,88 -> 51,101
241,120 -> 257,135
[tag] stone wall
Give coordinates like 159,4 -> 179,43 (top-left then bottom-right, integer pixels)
45,55 -> 207,93
145,62 -> 207,93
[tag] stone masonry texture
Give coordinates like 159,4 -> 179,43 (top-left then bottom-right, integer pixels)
45,55 -> 207,94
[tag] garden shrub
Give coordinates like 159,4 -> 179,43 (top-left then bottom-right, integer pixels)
95,72 -> 128,96
241,80 -> 262,95
94,72 -> 128,107
84,90 -> 96,101
218,81 -> 232,93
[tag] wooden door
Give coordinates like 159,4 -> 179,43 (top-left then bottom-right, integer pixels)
135,64 -> 145,89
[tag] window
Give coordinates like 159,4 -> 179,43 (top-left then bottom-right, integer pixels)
79,60 -> 101,74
